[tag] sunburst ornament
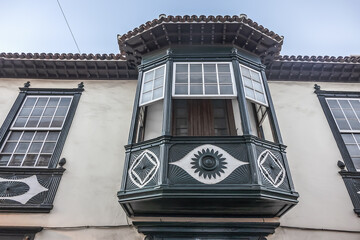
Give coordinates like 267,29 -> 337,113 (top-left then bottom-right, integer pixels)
191,148 -> 227,179
170,144 -> 248,184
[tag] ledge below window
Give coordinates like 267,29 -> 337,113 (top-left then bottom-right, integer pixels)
339,171 -> 360,217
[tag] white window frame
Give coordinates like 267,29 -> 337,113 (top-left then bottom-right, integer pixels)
239,64 -> 268,107
172,62 -> 237,98
139,64 -> 166,106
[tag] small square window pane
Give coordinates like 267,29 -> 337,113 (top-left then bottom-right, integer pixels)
55,107 -> 68,117
339,100 -> 351,109
14,117 -> 27,127
218,73 -> 232,84
336,119 -> 351,131
175,73 -> 188,83
59,98 -> 71,106
327,99 -> 340,108
348,119 -> 360,131
8,154 -> 25,166
176,64 -> 188,74
155,66 -> 165,78
343,108 -> 357,119
190,64 -> 202,73
23,154 -> 38,166
175,85 -> 188,95
241,67 -> 251,77
331,109 -> 345,118
205,85 -> 218,95
34,132 -> 47,141
243,77 -> 252,87
143,81 -> 153,93
190,73 -> 202,84
35,98 -> 48,106
204,64 -> 216,73
31,107 -> 44,116
190,85 -> 203,95
26,117 -> 40,127
19,107 -> 32,117
51,117 -> 65,128
255,92 -> 266,104
245,87 -> 255,99
253,81 -> 263,92
48,98 -> 60,107
141,92 -> 152,104
42,142 -> 56,153
154,78 -> 163,88
21,132 -> 34,141
46,132 -> 60,141
38,117 -> 51,127
29,143 -> 42,153
24,98 -> 36,107
353,134 -> 360,143
0,155 -> 11,166
352,157 -> 360,169
342,134 -> 356,144
36,155 -> 51,167
8,132 -> 22,141
144,71 -> 154,82
2,142 -> 17,153
153,87 -> 163,99
43,107 -> 56,116
204,73 -> 217,84
345,144 -> 360,156
15,142 -> 30,153
250,70 -> 261,82
217,64 -> 230,73
219,85 -> 233,95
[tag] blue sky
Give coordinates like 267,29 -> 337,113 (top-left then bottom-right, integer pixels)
0,0 -> 359,56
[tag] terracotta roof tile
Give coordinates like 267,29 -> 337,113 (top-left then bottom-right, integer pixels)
274,55 -> 360,63
0,52 -> 127,61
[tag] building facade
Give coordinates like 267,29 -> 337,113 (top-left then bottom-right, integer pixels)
0,15 -> 359,239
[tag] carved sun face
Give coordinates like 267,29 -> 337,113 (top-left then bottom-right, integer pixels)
170,144 -> 248,184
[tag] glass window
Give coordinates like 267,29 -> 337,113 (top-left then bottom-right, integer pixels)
239,64 -> 268,107
0,96 -> 72,167
140,65 -> 166,106
173,62 -> 236,97
327,98 -> 360,170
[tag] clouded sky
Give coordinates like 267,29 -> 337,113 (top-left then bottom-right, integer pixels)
0,0 -> 359,56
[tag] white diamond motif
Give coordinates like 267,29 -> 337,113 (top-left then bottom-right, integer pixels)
257,150 -> 286,188
129,150 -> 160,188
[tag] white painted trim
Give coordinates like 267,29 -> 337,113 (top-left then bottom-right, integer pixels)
139,64 -> 166,107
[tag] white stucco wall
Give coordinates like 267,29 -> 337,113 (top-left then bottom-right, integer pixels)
268,81 -> 360,235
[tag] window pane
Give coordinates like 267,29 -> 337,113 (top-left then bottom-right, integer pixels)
29,143 -> 42,153
21,132 -> 34,141
339,100 -> 351,109
14,117 -> 27,127
245,87 -> 255,99
155,66 -> 165,78
15,142 -> 30,153
255,92 -> 266,103
250,70 -> 261,82
175,85 -> 188,95
243,77 -> 252,87
217,64 -> 230,73
46,132 -> 60,141
35,98 -> 48,106
327,99 -> 340,108
336,119 -> 351,131
48,98 -> 60,106
154,78 -> 163,88
36,155 -> 51,167
342,134 -> 356,144
253,81 -> 263,92
42,142 -> 56,153
176,64 -> 188,73
218,73 -> 232,84
144,71 -> 154,82
19,107 -> 32,117
348,119 -> 360,131
352,158 -> 360,169
345,144 -> 360,156
204,64 -> 216,73
55,107 -> 68,117
204,73 -> 217,84
26,117 -> 40,127
353,134 -> 360,143
190,64 -> 202,73
241,67 -> 250,77
43,107 -> 56,116
175,73 -> 188,83
153,87 -> 163,99
143,81 -> 153,92
51,117 -> 65,128
190,73 -> 202,84
205,85 -> 218,95
220,85 -> 233,95
2,142 -> 16,153
31,107 -> 44,116
23,154 -> 38,166
8,154 -> 24,166
34,132 -> 47,141
38,117 -> 51,127
24,98 -> 36,107
332,109 -> 345,118
8,132 -> 21,141
190,85 -> 203,95
141,92 -> 152,104
59,98 -> 71,106
0,155 -> 11,166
